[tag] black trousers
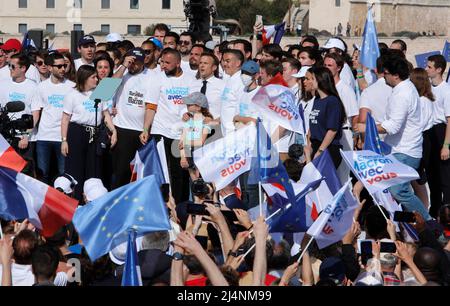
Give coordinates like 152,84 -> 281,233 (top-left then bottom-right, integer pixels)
311,139 -> 342,169
151,134 -> 190,204
111,126 -> 142,190
65,122 -> 101,201
426,123 -> 450,217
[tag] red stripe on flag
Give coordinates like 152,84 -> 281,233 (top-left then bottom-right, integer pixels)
0,147 -> 27,172
270,182 -> 285,191
38,187 -> 78,237
311,202 -> 319,221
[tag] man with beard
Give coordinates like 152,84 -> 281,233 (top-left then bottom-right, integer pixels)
178,32 -> 195,62
183,44 -> 206,78
74,35 -> 96,71
111,48 -> 159,189
150,48 -> 196,203
141,37 -> 163,77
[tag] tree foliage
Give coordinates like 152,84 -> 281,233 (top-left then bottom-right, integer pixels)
216,0 -> 291,34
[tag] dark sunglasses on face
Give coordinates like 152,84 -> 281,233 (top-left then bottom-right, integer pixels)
143,49 -> 154,55
179,40 -> 191,46
8,63 -> 19,70
52,64 -> 68,69
36,61 -> 45,66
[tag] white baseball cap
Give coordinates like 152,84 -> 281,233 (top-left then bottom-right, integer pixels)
83,178 -> 108,202
322,38 -> 346,52
106,32 -> 123,43
291,66 -> 311,78
54,174 -> 78,194
109,236 -> 144,265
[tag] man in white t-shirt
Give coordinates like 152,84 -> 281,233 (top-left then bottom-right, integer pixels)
0,38 -> 40,83
178,32 -> 195,62
220,49 -> 245,136
31,52 -> 75,184
374,54 -> 431,220
150,48 -> 195,203
0,53 -> 37,176
425,54 -> 450,217
0,48 -> 9,80
181,44 -> 206,78
111,48 -> 159,189
74,35 -> 96,71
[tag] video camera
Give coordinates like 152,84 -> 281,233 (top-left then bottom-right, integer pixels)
0,101 -> 34,143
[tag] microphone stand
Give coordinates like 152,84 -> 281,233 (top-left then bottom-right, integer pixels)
94,98 -> 101,178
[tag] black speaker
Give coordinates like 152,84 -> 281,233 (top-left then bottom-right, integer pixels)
28,30 -> 43,50
71,30 -> 84,58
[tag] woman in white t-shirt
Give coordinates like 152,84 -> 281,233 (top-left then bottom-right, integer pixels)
410,68 -> 435,210
61,65 -> 117,201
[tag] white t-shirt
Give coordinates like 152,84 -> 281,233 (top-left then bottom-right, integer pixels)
336,80 -> 359,128
381,79 -> 423,158
419,96 -> 434,132
180,60 -> 197,78
237,86 -> 260,119
359,78 -> 392,124
26,64 -> 41,84
63,90 -> 108,126
431,81 -> 450,125
74,58 -> 94,71
113,69 -> 160,132
151,72 -> 196,139
220,71 -> 245,135
340,63 -> 356,93
364,69 -> 377,87
0,78 -> 37,119
300,97 -> 315,135
31,78 -> 75,142
191,76 -> 225,119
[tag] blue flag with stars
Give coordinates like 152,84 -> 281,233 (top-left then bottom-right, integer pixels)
122,230 -> 143,286
359,7 -> 380,70
248,119 -> 297,207
363,112 -> 391,155
268,177 -> 324,233
72,175 -> 171,262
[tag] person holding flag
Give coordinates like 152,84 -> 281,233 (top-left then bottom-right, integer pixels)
305,67 -> 346,169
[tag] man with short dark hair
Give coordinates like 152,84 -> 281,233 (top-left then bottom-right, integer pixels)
31,246 -> 59,286
74,35 -> 96,71
390,39 -> 407,55
178,32 -> 195,61
141,38 -> 163,73
163,32 -> 180,50
376,55 -> 431,220
425,54 -> 450,217
183,44 -> 206,78
31,52 -> 75,184
231,39 -> 252,61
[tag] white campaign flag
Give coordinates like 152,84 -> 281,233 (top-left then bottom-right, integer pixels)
194,124 -> 257,190
251,85 -> 305,134
340,150 -> 419,194
306,180 -> 358,249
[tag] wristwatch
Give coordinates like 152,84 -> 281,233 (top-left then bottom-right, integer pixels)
172,252 -> 184,261
62,137 -> 67,142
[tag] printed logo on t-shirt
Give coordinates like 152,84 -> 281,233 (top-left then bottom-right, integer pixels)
48,94 -> 65,108
221,88 -> 231,101
166,87 -> 189,105
239,103 -> 249,117
309,109 -> 320,125
127,90 -> 144,108
82,100 -> 96,113
8,92 -> 26,103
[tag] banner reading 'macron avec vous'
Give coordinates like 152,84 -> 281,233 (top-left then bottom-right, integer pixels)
340,150 -> 419,194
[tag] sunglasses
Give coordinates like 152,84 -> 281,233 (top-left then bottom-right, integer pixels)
52,64 -> 68,69
179,40 -> 191,46
36,61 -> 45,66
8,63 -> 19,70
143,49 -> 154,55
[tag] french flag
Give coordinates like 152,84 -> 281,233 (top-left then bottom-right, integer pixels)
262,22 -> 286,46
0,166 -> 78,237
300,150 -> 342,221
130,139 -> 169,185
0,134 -> 27,172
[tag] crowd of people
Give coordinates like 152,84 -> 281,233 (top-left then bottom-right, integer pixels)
0,20 -> 449,287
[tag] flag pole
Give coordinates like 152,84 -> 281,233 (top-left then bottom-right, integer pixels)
0,224 -> 3,240
296,236 -> 314,263
257,118 -> 263,217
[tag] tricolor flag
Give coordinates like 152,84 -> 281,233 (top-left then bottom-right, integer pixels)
251,85 -> 305,134
262,22 -> 286,46
0,134 -> 27,172
0,166 -> 78,237
194,124 -> 257,190
122,230 -> 143,286
306,180 -> 357,249
130,139 -> 168,185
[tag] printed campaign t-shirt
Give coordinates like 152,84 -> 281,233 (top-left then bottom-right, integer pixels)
237,86 -> 260,119
309,95 -> 343,145
63,90 -> 108,126
183,117 -> 211,146
31,78 -> 76,142
151,72 -> 195,139
113,69 -> 160,132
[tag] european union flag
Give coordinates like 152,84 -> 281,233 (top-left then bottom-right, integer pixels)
364,112 -> 391,155
122,230 -> 143,286
269,178 -> 324,233
360,7 -> 380,70
72,175 -> 171,261
248,119 -> 296,207
415,51 -> 441,69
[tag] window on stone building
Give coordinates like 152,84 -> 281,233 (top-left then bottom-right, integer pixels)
19,24 -> 27,34
335,0 -> 341,7
18,0 -> 27,8
128,25 -> 141,35
101,0 -> 110,9
46,0 -> 55,8
162,0 -> 171,9
130,0 -> 139,9
46,24 -> 55,34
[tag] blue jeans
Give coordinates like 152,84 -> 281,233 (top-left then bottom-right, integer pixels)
36,141 -> 65,184
389,153 -> 432,220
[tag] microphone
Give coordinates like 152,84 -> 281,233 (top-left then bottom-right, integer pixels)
5,101 -> 26,113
